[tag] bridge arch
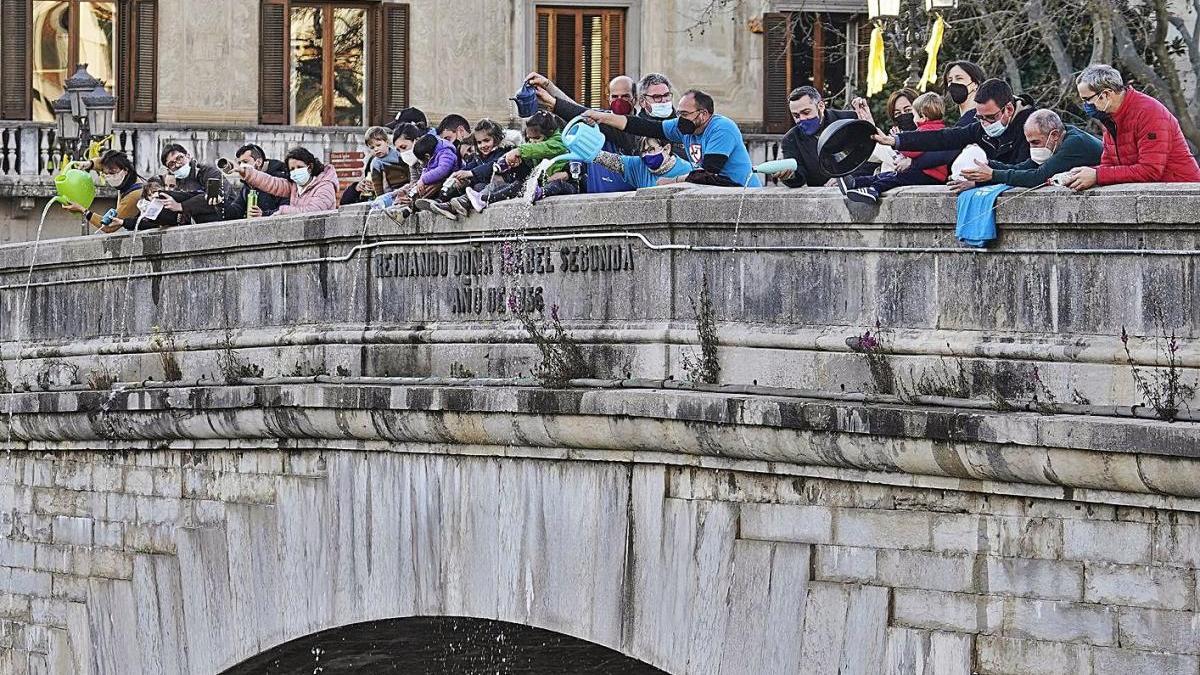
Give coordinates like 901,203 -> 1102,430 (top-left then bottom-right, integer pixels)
218,616 -> 669,674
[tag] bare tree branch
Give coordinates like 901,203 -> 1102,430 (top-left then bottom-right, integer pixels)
1147,0 -> 1200,146
1090,0 -> 1114,64
1028,0 -> 1077,88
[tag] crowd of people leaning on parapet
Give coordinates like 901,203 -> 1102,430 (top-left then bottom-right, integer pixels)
62,61 -> 1200,233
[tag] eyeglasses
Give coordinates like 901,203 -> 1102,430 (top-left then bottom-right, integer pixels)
1080,91 -> 1104,103
678,109 -> 702,119
164,155 -> 189,170
645,92 -> 673,103
976,107 -> 1009,124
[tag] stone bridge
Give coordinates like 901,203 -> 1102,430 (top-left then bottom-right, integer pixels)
0,185 -> 1199,674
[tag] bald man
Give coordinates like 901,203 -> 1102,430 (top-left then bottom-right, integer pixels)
960,109 -> 1103,188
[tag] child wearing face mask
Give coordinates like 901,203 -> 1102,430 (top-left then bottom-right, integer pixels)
840,93 -> 951,206
589,136 -> 694,189
372,124 -> 461,213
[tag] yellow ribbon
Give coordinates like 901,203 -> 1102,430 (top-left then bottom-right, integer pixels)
920,15 -> 947,92
86,135 -> 113,161
867,23 -> 888,97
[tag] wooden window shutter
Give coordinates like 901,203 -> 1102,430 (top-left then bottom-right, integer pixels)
118,0 -> 158,122
259,0 -> 290,124
535,10 -> 551,76
553,11 -> 577,103
762,13 -> 793,135
1,0 -> 31,120
606,11 -> 624,84
372,2 -> 409,125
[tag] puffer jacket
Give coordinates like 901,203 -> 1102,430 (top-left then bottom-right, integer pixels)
416,132 -> 461,186
244,164 -> 339,215
1095,88 -> 1200,185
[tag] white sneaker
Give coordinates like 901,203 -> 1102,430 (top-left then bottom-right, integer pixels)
466,187 -> 487,213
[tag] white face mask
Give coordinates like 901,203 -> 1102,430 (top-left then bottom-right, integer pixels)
172,163 -> 191,180
401,150 -> 418,166
105,170 -> 127,188
1029,146 -> 1053,165
649,102 -> 674,119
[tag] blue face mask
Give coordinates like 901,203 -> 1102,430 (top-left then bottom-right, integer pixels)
982,119 -> 1008,138
1082,102 -> 1109,121
794,117 -> 822,136
641,152 -> 665,171
290,167 -> 311,186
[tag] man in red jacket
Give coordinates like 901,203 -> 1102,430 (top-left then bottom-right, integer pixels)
1065,64 -> 1200,190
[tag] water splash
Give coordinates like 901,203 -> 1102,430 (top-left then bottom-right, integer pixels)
521,159 -> 554,205
5,198 -> 55,449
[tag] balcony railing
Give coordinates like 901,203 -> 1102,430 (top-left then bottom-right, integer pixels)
0,122 -> 786,184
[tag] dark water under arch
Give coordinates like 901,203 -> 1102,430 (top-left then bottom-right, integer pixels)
219,616 -> 670,674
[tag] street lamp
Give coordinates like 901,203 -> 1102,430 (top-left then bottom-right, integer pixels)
51,64 -> 117,161
868,0 -> 957,88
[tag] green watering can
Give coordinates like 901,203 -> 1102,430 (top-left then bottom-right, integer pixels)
552,115 -> 606,165
54,167 -> 97,209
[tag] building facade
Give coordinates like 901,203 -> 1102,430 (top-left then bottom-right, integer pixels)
0,0 -> 867,240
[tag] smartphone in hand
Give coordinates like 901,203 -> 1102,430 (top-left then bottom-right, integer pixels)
206,178 -> 221,201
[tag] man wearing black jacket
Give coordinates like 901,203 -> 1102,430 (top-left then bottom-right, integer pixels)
778,86 -> 860,188
224,144 -> 289,219
155,144 -> 224,225
873,79 -> 1034,168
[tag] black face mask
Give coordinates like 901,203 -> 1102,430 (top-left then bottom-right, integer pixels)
894,112 -> 917,132
947,83 -> 970,105
677,115 -> 698,135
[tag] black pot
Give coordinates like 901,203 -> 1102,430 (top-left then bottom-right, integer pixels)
817,119 -> 878,177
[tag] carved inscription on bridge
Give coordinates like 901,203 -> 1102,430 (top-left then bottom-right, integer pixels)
373,242 -> 636,316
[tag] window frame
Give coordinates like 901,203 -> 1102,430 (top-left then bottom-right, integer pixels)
31,0 -> 120,121
523,0 -> 639,102
290,0 -> 371,127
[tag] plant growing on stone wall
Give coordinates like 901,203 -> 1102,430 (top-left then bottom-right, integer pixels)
150,326 -> 184,382
35,360 -> 79,391
289,358 -> 329,378
1122,326 -> 1197,422
449,362 -> 476,379
216,327 -> 264,385
846,326 -> 900,396
681,274 -> 721,385
1029,367 -> 1061,415
517,303 -> 591,388
86,366 -> 118,391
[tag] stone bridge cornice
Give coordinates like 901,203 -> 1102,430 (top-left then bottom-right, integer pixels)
5,379 -> 1198,506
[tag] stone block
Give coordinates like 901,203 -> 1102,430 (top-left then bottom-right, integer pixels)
1153,524 -> 1200,568
1085,562 -> 1194,611
92,521 -> 124,549
975,636 -> 1092,675
877,549 -> 977,594
133,496 -> 183,524
1117,608 -> 1200,654
1003,598 -> 1117,646
51,462 -> 90,492
90,464 -> 123,493
88,549 -> 133,580
985,557 -> 1083,602
0,540 -> 35,569
739,503 -> 833,544
0,567 -> 51,596
122,468 -> 155,497
33,545 -> 74,576
29,598 -> 67,628
1092,646 -> 1199,675
835,508 -> 932,550
123,523 -> 176,554
1063,520 -> 1152,565
813,545 -> 878,583
48,575 -> 86,603
49,517 -> 92,547
884,627 -> 973,675
892,589 -> 1002,634
0,593 -> 31,621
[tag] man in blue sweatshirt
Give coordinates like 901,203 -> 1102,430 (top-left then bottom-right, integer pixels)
959,109 -> 1103,187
